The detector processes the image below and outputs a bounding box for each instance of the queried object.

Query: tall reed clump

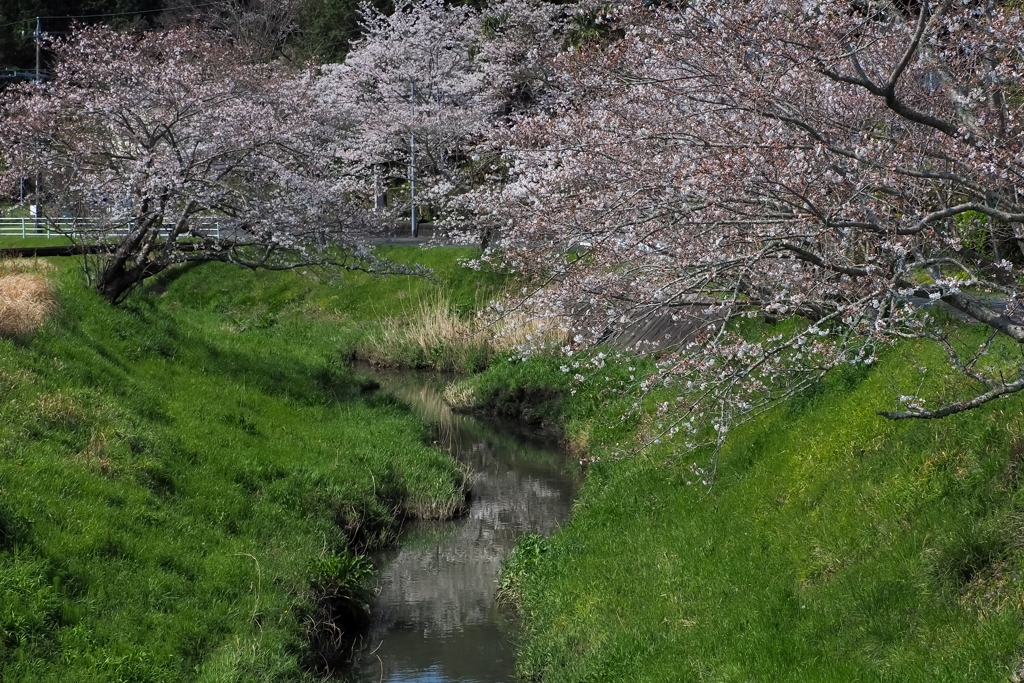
[359,293,481,371]
[359,291,567,373]
[0,259,57,339]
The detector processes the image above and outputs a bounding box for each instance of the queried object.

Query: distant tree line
[0,0,400,72]
[0,0,559,302]
[0,0,595,76]
[1,1,164,72]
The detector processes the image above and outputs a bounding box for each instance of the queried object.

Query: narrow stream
[350,366,579,683]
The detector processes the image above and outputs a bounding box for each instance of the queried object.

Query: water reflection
[351,367,578,683]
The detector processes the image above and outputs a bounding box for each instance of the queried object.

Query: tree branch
[880,372,1024,419]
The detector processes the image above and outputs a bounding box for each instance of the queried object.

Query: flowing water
[349,367,579,683]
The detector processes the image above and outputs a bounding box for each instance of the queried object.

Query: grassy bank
[458,344,1024,681]
[0,251,479,681]
[14,243,1021,682]
[444,350,650,453]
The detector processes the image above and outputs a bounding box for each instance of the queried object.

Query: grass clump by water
[445,350,654,453]
[0,254,471,681]
[359,291,493,372]
[332,248,574,373]
[359,292,566,373]
[480,342,1024,682]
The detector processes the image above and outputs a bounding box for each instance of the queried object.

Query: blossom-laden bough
[460,0,1024,468]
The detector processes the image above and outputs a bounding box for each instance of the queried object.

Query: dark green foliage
[563,5,624,49]
[298,0,391,62]
[0,502,30,552]
[477,385,564,428]
[453,349,653,450]
[0,1,162,72]
[302,551,375,672]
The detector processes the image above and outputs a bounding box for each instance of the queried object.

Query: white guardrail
[0,217,222,240]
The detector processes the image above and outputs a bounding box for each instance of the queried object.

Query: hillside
[477,347,1024,682]
[0,253,487,681]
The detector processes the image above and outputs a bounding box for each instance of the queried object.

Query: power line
[0,3,220,31]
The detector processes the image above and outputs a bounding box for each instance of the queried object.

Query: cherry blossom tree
[316,0,491,223]
[474,0,579,115]
[467,0,1024,449]
[315,0,583,231]
[0,26,376,303]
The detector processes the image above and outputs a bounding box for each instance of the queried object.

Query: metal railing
[0,217,222,240]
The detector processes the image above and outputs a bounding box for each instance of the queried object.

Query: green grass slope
[495,346,1024,682]
[0,254,479,682]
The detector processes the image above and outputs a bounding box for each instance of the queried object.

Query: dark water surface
[350,367,578,683]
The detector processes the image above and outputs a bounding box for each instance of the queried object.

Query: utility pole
[35,17,40,83]
[373,164,385,213]
[409,81,417,238]
[33,17,40,234]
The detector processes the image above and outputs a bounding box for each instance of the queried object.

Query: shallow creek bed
[349,367,579,683]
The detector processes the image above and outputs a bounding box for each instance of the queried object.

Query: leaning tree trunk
[96,257,165,304]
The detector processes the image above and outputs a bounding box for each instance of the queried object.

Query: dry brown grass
[442,380,477,410]
[0,270,57,339]
[360,291,568,372]
[0,367,35,391]
[0,258,56,275]
[76,429,115,476]
[384,295,474,357]
[359,294,482,371]
[485,308,567,354]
